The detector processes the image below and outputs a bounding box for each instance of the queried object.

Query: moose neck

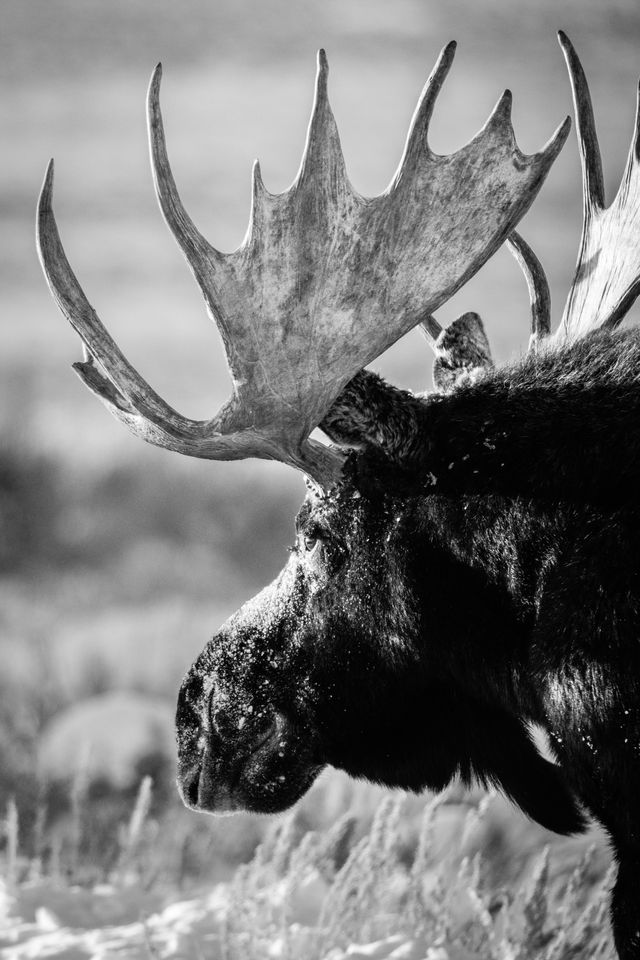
[413,492,575,722]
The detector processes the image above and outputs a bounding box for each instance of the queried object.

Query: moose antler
[554,31,640,342]
[422,30,640,382]
[38,44,569,484]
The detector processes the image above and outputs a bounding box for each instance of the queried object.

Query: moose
[38,33,640,959]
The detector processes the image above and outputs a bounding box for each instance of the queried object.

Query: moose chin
[39,31,640,960]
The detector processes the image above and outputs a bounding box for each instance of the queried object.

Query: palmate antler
[37,44,569,484]
[553,31,640,343]
[380,30,640,396]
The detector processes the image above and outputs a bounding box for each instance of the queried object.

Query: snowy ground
[1,880,228,960]
[0,793,616,960]
[0,879,436,960]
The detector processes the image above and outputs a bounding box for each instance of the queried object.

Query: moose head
[38,33,640,960]
[37,32,572,805]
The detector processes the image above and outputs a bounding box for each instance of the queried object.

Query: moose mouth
[177,713,323,815]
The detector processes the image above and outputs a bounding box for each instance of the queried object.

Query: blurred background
[1,0,639,888]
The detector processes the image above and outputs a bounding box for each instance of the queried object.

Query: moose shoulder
[38,32,640,960]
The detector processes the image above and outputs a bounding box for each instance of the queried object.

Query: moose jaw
[38,33,640,960]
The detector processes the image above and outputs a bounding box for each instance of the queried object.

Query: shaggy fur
[177,328,640,959]
[323,328,640,504]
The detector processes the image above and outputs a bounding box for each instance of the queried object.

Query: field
[1,0,639,956]
[0,788,617,958]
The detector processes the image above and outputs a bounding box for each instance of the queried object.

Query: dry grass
[0,785,616,960]
[215,793,615,960]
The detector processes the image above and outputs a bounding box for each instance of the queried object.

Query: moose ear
[421,312,493,395]
[418,229,551,395]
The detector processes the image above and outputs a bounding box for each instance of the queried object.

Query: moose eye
[298,523,325,557]
[303,533,320,554]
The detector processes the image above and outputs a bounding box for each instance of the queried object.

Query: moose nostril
[183,765,201,808]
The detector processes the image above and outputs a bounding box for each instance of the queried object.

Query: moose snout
[176,711,282,814]
[177,750,242,814]
[176,665,285,813]
[177,743,244,815]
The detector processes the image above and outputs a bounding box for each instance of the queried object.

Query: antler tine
[558,31,605,217]
[604,77,640,329]
[36,161,192,434]
[632,76,640,164]
[295,49,349,192]
[418,315,443,345]
[147,64,231,330]
[391,41,457,179]
[506,231,551,350]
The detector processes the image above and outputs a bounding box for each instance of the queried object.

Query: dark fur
[324,329,640,504]
[177,329,640,959]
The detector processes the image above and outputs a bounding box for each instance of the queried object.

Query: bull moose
[38,33,640,959]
